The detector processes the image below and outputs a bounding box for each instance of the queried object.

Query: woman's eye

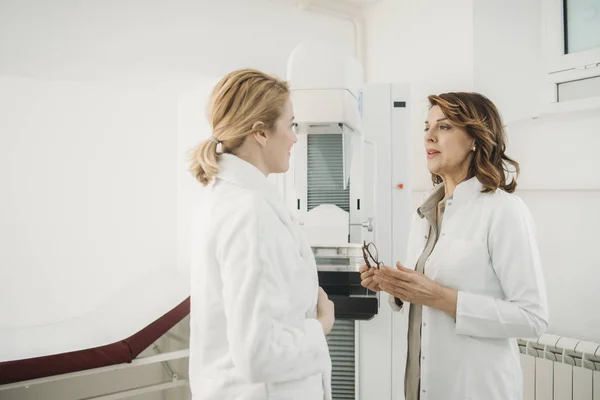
[440,125,451,130]
[424,127,429,132]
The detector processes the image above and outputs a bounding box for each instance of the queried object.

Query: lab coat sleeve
[389,210,421,312]
[218,198,330,384]
[388,294,404,311]
[455,197,549,339]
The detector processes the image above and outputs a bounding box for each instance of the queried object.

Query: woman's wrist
[432,285,458,318]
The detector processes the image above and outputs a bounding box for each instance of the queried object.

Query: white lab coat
[189,154,332,400]
[390,177,548,400]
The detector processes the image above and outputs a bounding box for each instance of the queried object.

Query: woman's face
[264,97,297,174]
[424,105,474,181]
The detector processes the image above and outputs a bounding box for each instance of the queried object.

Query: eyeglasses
[362,240,383,269]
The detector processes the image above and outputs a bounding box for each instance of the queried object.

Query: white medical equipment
[285,41,413,398]
[285,40,377,320]
[285,41,412,322]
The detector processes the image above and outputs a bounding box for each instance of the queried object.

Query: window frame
[542,0,600,107]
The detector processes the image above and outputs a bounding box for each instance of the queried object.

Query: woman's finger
[360,268,375,281]
[378,282,397,296]
[374,270,413,290]
[396,261,413,272]
[379,265,414,282]
[361,276,376,287]
[362,275,382,291]
[374,277,406,295]
[368,283,381,291]
[380,282,410,301]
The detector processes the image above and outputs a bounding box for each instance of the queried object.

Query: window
[564,0,600,54]
[544,0,600,105]
[557,75,600,101]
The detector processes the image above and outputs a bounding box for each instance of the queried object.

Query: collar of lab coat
[215,153,292,222]
[417,176,483,219]
[452,175,484,204]
[216,153,274,193]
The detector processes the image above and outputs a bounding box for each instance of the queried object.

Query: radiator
[519,334,600,400]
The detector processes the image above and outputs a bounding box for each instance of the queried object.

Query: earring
[472,145,476,152]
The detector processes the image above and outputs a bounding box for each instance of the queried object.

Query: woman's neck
[440,170,470,199]
[232,145,270,177]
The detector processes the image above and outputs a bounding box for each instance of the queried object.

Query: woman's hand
[373,262,458,317]
[317,287,335,335]
[359,264,381,292]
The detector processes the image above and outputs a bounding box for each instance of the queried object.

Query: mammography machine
[282,41,413,399]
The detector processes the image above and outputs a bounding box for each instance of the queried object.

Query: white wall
[506,109,600,343]
[0,0,355,87]
[0,76,178,329]
[176,81,217,279]
[473,0,545,124]
[365,0,475,194]
[366,0,600,349]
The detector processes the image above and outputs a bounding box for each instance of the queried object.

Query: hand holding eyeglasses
[359,264,381,292]
[359,240,457,316]
[359,241,383,292]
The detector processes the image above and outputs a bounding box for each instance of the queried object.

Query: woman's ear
[252,121,268,147]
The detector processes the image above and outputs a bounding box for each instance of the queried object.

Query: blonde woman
[188,69,334,400]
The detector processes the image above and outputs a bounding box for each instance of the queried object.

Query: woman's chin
[273,161,290,175]
[426,161,441,175]
[426,166,439,176]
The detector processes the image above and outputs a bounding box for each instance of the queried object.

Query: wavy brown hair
[428,92,519,193]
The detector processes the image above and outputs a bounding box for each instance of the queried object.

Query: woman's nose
[424,129,435,143]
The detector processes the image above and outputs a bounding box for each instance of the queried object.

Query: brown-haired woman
[360,92,548,400]
[188,69,334,400]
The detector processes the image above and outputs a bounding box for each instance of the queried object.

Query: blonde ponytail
[188,68,290,186]
[188,138,220,186]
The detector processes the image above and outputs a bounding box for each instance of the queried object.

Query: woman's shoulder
[481,187,532,222]
[211,182,279,225]
[484,187,525,206]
